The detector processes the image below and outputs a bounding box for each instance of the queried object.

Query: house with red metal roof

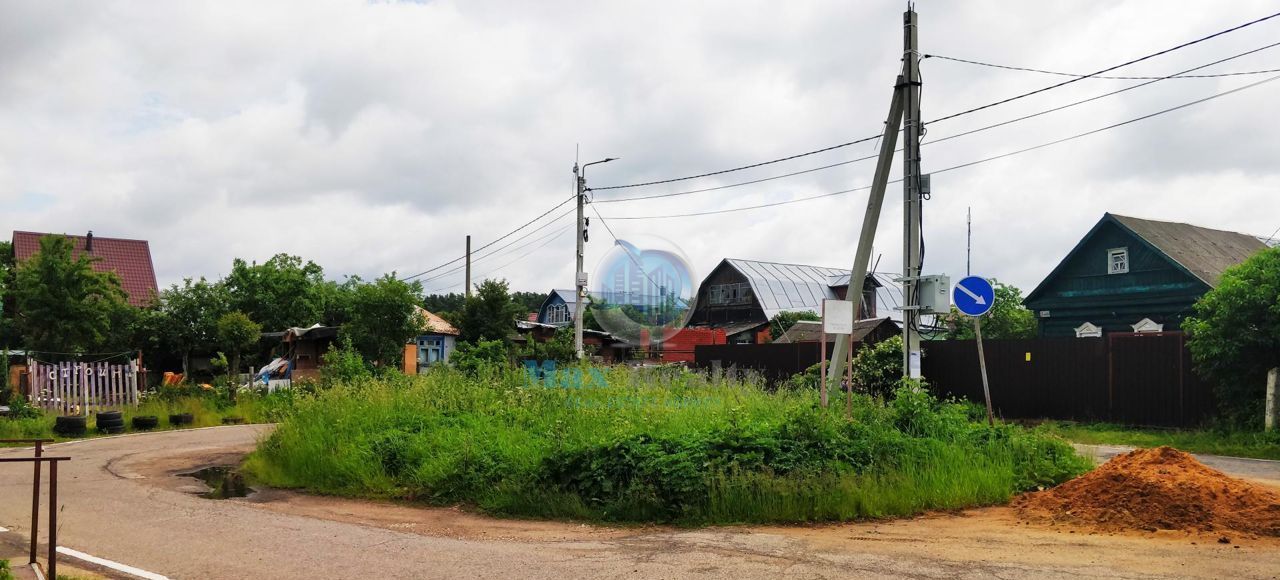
[11,230,159,307]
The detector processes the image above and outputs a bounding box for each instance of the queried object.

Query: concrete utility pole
[901,6,924,379]
[465,235,472,298]
[573,157,618,360]
[825,88,908,385]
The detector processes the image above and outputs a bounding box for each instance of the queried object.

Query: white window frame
[1107,247,1129,275]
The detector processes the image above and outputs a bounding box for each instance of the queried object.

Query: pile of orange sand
[1013,446,1280,536]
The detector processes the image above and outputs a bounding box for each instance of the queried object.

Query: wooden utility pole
[827,9,912,387]
[465,235,472,298]
[901,6,924,379]
[974,317,994,425]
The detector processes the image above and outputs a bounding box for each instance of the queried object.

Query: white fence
[28,360,140,415]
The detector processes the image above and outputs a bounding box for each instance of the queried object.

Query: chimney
[86,230,94,252]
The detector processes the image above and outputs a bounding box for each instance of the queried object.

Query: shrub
[320,337,372,385]
[450,339,508,375]
[851,336,904,398]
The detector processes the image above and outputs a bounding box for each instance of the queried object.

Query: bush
[851,336,904,398]
[320,337,372,385]
[450,339,508,375]
[1185,246,1280,427]
[4,393,42,420]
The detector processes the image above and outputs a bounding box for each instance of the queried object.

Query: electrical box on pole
[917,275,951,314]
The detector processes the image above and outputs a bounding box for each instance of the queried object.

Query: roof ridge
[726,257,845,271]
[12,230,153,244]
[1108,213,1258,239]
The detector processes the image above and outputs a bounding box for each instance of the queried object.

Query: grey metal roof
[1111,214,1268,287]
[724,259,848,319]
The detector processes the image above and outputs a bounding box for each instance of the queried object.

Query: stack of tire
[96,411,126,434]
[132,415,160,431]
[53,415,88,437]
[169,413,194,426]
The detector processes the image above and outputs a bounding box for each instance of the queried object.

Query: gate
[26,360,140,415]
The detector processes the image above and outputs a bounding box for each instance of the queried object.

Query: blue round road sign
[953,276,995,317]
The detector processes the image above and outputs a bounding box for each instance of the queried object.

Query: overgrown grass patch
[245,365,1090,524]
[0,387,293,444]
[1033,420,1280,461]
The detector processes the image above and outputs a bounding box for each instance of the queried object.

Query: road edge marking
[56,546,171,580]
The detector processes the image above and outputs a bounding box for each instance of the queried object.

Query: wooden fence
[922,332,1213,427]
[27,360,140,415]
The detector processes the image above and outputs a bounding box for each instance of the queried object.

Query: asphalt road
[2,426,1278,580]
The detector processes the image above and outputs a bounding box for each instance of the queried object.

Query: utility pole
[901,6,924,379]
[574,162,586,359]
[573,157,618,360]
[826,83,908,385]
[465,234,472,298]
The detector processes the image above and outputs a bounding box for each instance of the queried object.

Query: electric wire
[589,11,1280,194]
[600,73,1280,220]
[923,53,1280,79]
[400,194,575,281]
[427,225,573,294]
[416,206,575,284]
[589,205,664,293]
[594,41,1280,207]
[925,10,1280,125]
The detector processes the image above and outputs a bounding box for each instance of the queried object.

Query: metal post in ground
[1267,367,1278,432]
[974,317,994,426]
[49,459,58,580]
[30,440,42,564]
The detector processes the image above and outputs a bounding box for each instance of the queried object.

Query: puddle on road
[182,465,254,499]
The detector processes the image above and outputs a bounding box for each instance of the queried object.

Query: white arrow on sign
[956,282,987,305]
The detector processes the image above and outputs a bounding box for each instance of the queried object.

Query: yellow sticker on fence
[1025,352,1032,362]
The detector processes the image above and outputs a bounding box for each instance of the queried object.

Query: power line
[418,206,576,284]
[597,41,1280,206]
[924,53,1280,79]
[400,194,576,281]
[925,10,1280,125]
[588,135,883,191]
[427,225,573,294]
[923,40,1280,147]
[589,205,664,292]
[601,73,1280,220]
[589,11,1280,194]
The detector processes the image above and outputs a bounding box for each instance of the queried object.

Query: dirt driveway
[1,426,1277,579]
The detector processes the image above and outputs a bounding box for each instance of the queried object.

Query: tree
[0,240,17,349]
[216,311,262,378]
[936,281,1037,340]
[12,235,129,355]
[423,292,466,324]
[510,291,548,315]
[1185,246,1280,427]
[224,254,326,331]
[161,277,229,376]
[456,279,521,344]
[769,310,820,340]
[343,275,425,366]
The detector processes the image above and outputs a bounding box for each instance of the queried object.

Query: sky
[3,0,1279,302]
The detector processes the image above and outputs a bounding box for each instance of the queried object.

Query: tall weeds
[245,365,1089,524]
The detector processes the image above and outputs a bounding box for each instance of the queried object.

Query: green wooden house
[1024,213,1270,337]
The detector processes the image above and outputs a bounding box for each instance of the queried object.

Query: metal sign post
[954,276,996,426]
[821,299,856,409]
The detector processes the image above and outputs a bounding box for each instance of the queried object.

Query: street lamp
[573,157,618,360]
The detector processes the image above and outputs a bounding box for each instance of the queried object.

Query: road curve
[2,426,1277,579]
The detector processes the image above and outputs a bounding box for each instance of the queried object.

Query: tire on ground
[54,415,88,437]
[132,415,159,430]
[169,413,194,426]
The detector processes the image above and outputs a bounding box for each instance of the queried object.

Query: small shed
[773,317,900,345]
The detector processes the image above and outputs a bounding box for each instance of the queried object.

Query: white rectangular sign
[822,299,855,335]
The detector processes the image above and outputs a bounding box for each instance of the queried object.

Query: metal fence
[27,360,140,415]
[922,332,1213,427]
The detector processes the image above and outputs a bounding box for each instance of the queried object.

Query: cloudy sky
[3,0,1279,300]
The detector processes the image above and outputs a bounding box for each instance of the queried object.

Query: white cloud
[2,0,1278,299]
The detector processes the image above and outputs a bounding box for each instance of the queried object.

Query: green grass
[0,387,293,444]
[245,365,1089,525]
[1033,420,1280,460]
